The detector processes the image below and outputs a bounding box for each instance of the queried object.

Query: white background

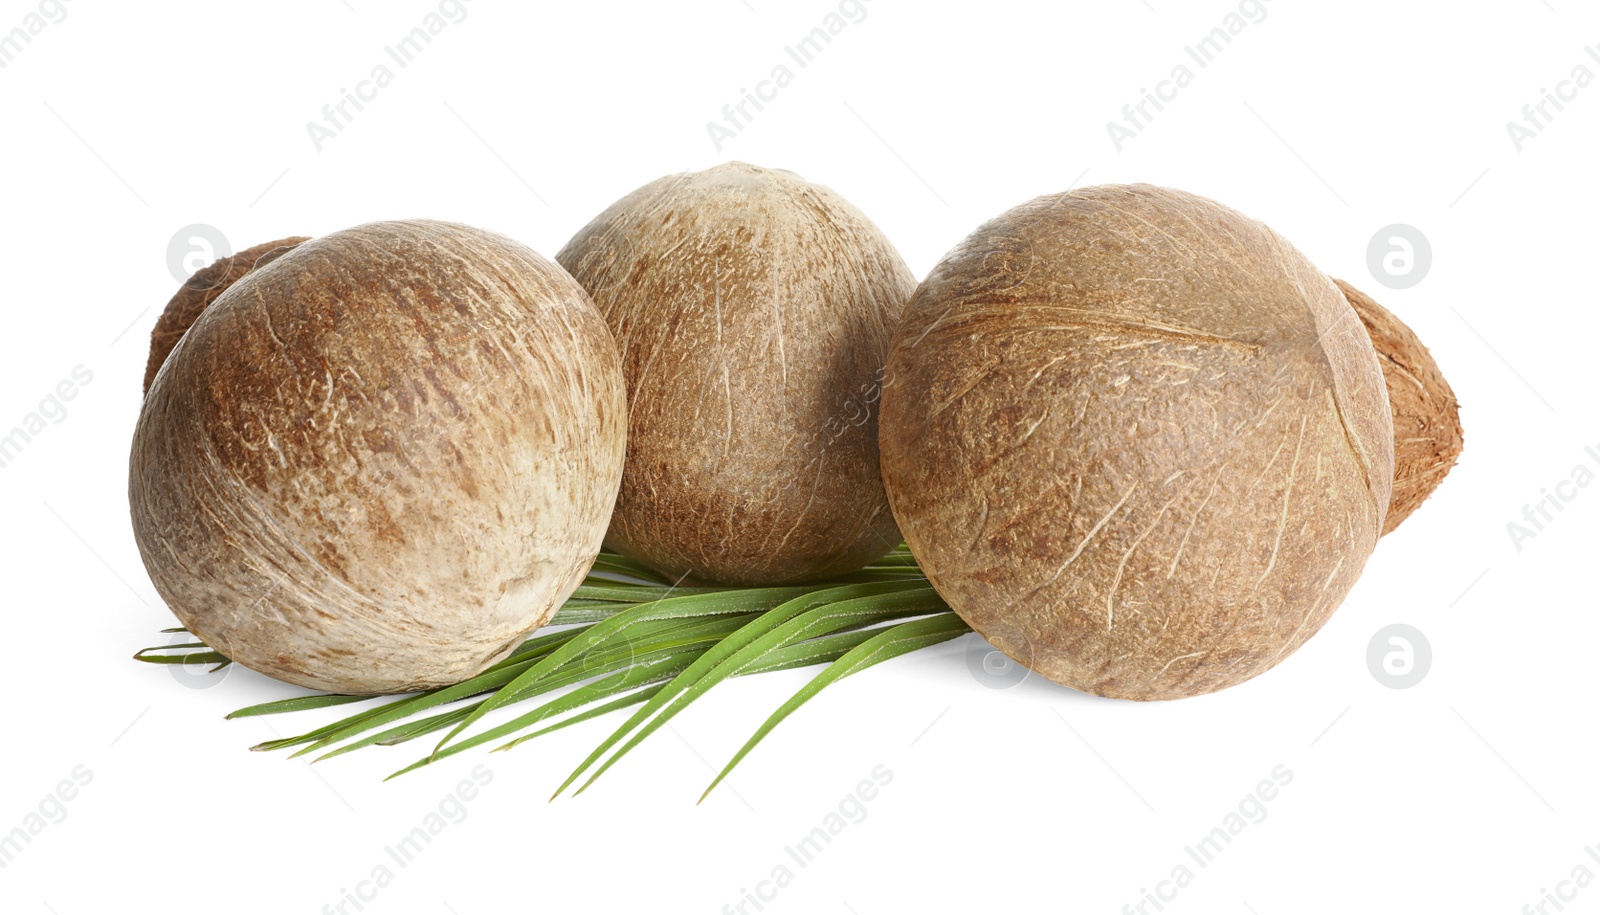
[0,1,1594,913]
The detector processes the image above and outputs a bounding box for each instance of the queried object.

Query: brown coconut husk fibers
[142,237,310,394]
[1335,278,1464,535]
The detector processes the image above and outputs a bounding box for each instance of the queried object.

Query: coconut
[1335,279,1463,534]
[880,184,1394,700]
[557,162,914,585]
[130,220,626,695]
[144,237,309,393]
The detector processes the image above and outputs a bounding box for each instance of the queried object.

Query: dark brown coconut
[880,184,1394,700]
[144,237,309,393]
[130,220,626,694]
[557,162,915,585]
[1335,279,1464,535]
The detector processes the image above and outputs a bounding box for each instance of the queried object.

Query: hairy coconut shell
[130,220,626,695]
[557,162,914,585]
[880,184,1394,700]
[144,237,309,393]
[1335,279,1463,534]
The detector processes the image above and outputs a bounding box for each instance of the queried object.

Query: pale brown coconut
[557,162,915,585]
[130,220,626,695]
[1335,278,1463,534]
[144,237,309,393]
[880,184,1395,701]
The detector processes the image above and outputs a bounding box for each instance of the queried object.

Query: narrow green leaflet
[234,622,606,723]
[567,582,725,602]
[584,554,673,584]
[136,641,207,653]
[330,669,658,765]
[550,581,919,798]
[557,585,947,797]
[284,615,750,758]
[388,654,696,780]
[514,623,911,761]
[134,651,230,669]
[313,614,758,762]
[489,691,661,750]
[132,643,230,669]
[238,622,607,751]
[429,586,812,758]
[865,553,920,568]
[252,702,406,753]
[549,602,652,625]
[136,548,985,796]
[700,613,971,802]
[480,627,915,761]
[227,694,370,718]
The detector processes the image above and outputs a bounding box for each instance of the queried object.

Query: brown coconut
[130,220,626,695]
[557,162,915,585]
[1335,278,1463,534]
[144,237,309,393]
[880,184,1394,700]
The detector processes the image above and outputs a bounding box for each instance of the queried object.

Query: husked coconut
[130,220,626,694]
[558,162,914,585]
[880,184,1394,700]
